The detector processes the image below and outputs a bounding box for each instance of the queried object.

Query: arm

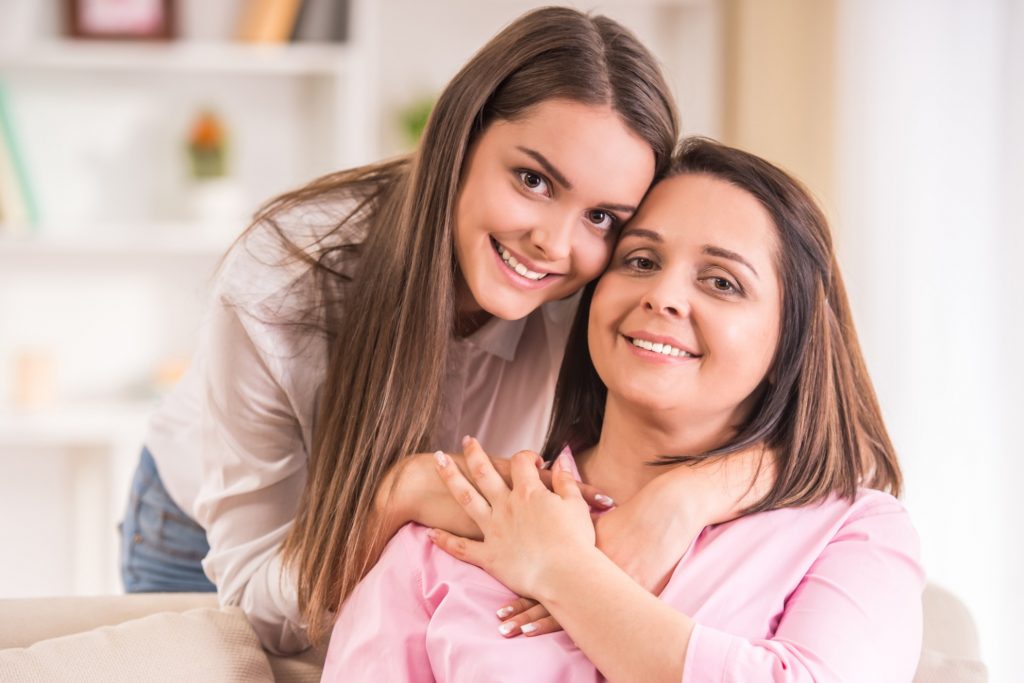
[376,447,614,546]
[540,500,923,683]
[193,297,312,655]
[429,443,924,683]
[322,526,434,680]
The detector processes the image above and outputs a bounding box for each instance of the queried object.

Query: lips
[489,237,564,288]
[622,332,702,359]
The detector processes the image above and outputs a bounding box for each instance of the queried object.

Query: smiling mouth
[490,238,552,281]
[624,335,701,359]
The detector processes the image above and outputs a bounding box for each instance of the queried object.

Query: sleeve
[321,526,434,680]
[192,259,314,655]
[683,499,925,683]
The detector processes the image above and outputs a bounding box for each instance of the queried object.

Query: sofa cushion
[0,606,273,683]
[913,648,989,683]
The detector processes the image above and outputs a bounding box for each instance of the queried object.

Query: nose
[528,211,574,262]
[641,277,689,318]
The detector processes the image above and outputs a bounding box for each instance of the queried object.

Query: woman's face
[454,99,656,321]
[588,172,783,430]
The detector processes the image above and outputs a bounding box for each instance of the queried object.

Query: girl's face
[454,99,655,321]
[588,173,783,431]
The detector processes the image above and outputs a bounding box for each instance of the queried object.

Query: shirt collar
[462,313,528,362]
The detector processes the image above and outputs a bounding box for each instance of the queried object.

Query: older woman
[324,138,923,682]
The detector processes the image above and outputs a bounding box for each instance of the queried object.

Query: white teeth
[630,337,693,358]
[495,242,547,281]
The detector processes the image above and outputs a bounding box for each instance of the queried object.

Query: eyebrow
[619,227,662,242]
[516,146,572,190]
[703,245,759,278]
[516,146,640,216]
[619,231,760,278]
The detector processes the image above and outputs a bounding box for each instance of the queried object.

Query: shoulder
[785,489,920,560]
[217,191,367,309]
[386,524,514,601]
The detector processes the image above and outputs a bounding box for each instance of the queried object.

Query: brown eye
[517,170,549,195]
[625,256,657,271]
[586,209,616,231]
[712,277,734,292]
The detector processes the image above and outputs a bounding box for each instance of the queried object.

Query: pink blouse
[323,465,924,682]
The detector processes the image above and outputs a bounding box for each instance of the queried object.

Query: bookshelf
[0,40,354,76]
[0,2,374,597]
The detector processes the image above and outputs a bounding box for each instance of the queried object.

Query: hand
[594,446,775,594]
[426,438,597,605]
[380,444,613,541]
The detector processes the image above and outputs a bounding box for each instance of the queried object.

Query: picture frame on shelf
[67,0,175,40]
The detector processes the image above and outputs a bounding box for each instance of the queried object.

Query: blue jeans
[120,447,216,593]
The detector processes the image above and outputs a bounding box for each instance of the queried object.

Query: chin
[476,290,538,321]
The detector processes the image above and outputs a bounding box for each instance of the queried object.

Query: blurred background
[0,0,1019,679]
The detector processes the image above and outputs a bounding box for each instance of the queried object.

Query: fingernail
[434,450,448,467]
[520,623,538,635]
[558,452,572,472]
[461,435,472,448]
[594,494,615,508]
[496,605,514,619]
[498,622,516,636]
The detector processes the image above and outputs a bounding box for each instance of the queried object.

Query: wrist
[533,544,607,605]
[375,455,423,531]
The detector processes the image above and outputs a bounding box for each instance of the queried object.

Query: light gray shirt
[144,198,578,654]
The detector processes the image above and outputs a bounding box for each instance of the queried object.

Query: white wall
[835,2,1022,680]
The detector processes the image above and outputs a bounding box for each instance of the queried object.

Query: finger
[498,605,562,638]
[520,615,562,637]
[433,450,492,530]
[495,597,538,620]
[551,449,586,503]
[426,528,486,567]
[536,469,614,509]
[509,450,545,489]
[461,436,510,504]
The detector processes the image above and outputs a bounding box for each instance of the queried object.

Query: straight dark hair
[258,7,679,644]
[543,137,901,512]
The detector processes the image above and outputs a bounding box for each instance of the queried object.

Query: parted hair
[259,7,679,644]
[543,137,901,511]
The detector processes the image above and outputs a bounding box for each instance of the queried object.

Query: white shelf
[0,222,235,258]
[0,40,354,77]
[0,401,156,448]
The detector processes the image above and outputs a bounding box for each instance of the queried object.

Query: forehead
[480,100,655,192]
[626,173,779,264]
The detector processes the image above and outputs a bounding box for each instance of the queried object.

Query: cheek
[716,312,779,385]
[572,235,614,280]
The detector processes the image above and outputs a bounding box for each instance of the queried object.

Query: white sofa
[0,583,986,682]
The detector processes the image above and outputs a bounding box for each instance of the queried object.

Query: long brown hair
[264,7,678,643]
[543,137,901,511]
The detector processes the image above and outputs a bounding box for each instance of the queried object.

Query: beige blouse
[144,199,578,654]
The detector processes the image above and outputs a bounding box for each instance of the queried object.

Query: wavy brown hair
[543,137,901,510]
[261,7,679,644]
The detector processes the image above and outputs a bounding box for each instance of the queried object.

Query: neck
[577,395,738,504]
[453,272,492,337]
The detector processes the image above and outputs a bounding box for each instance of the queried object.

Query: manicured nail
[594,494,615,508]
[520,623,538,635]
[498,622,516,636]
[461,435,472,448]
[496,605,514,619]
[434,450,448,467]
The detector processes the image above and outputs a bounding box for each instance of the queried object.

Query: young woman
[120,7,678,654]
[323,138,925,682]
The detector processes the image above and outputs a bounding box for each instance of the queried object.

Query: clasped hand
[427,438,595,635]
